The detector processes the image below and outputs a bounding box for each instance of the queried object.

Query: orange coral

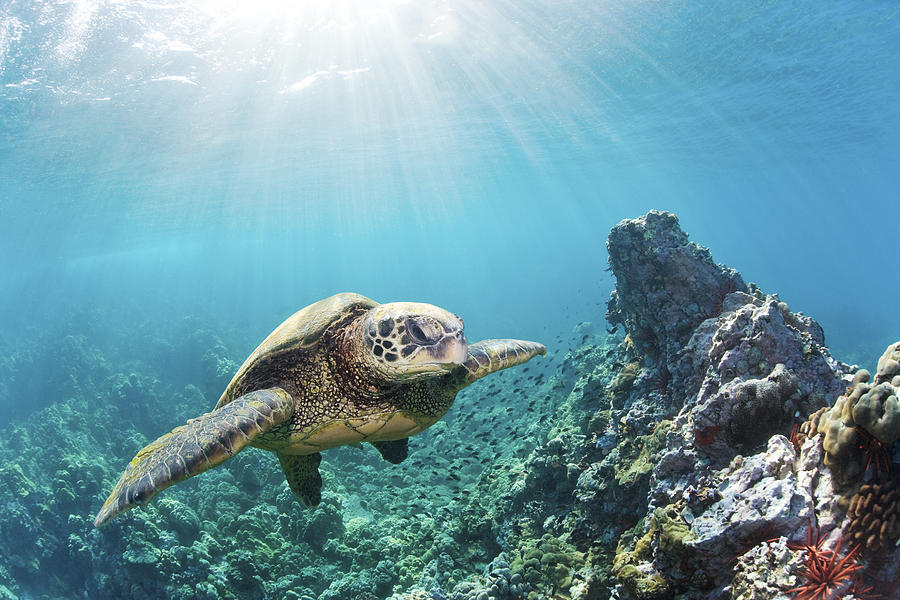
[847,481,900,555]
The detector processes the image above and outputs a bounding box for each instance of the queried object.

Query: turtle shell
[218,292,377,408]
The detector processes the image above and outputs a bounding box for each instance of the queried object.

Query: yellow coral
[817,342,900,483]
[875,341,900,383]
[852,383,900,444]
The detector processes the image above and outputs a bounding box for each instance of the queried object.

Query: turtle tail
[452,339,546,389]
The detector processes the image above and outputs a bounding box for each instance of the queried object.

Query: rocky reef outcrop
[393,210,900,600]
[605,209,747,369]
[586,211,899,599]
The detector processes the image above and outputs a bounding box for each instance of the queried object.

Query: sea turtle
[94,292,545,526]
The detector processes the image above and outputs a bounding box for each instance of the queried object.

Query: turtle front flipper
[371,439,409,464]
[94,388,294,527]
[278,452,323,507]
[452,339,546,388]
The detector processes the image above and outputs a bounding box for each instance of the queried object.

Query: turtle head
[356,302,467,381]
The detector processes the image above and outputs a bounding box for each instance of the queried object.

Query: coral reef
[1,209,898,599]
[847,480,900,555]
[596,213,900,598]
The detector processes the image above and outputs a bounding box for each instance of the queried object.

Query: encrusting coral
[818,342,900,485]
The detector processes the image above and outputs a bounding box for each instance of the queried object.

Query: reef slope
[1,211,897,600]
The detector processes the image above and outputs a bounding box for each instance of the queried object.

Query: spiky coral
[785,528,862,600]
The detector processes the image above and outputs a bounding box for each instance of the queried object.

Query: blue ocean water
[2,0,898,361]
[0,1,899,598]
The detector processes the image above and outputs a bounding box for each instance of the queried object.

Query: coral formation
[605,210,747,367]
[730,536,804,600]
[794,407,828,450]
[847,481,900,555]
[612,504,692,599]
[818,342,900,485]
[585,211,863,598]
[508,534,584,598]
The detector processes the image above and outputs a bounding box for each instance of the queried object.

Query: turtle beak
[437,332,467,368]
[448,333,467,365]
[414,331,467,371]
[401,330,467,377]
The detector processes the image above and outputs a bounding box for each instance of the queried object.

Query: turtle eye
[407,318,439,344]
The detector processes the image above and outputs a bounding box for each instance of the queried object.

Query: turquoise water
[3,1,898,358]
[1,2,899,599]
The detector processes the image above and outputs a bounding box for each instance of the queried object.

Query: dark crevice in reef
[1,210,898,600]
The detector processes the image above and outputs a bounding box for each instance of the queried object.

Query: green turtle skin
[94,293,545,527]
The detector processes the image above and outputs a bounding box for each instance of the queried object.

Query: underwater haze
[1,1,899,599]
[2,0,899,359]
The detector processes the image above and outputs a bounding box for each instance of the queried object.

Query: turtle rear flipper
[371,439,409,464]
[278,452,323,507]
[94,388,294,527]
